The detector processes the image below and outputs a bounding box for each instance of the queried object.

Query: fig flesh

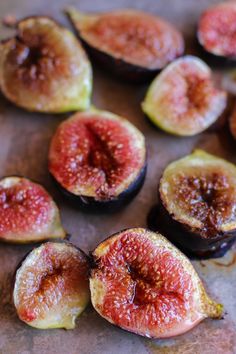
[48,109,146,210]
[0,176,65,243]
[14,242,90,329]
[67,8,184,82]
[142,56,227,136]
[0,16,92,112]
[90,228,222,338]
[197,2,236,61]
[158,150,236,258]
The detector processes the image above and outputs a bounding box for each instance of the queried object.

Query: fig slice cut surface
[159,150,236,238]
[90,228,222,339]
[48,109,146,202]
[197,2,236,59]
[0,176,65,243]
[0,16,92,112]
[14,242,90,329]
[142,55,227,136]
[67,8,184,71]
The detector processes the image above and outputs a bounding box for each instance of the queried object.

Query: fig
[66,8,184,82]
[48,109,146,210]
[197,2,236,62]
[13,242,90,329]
[0,16,92,112]
[0,176,65,243]
[142,56,227,136]
[158,150,236,258]
[90,228,223,338]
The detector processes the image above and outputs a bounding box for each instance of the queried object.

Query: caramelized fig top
[0,16,92,112]
[160,150,236,237]
[67,8,184,70]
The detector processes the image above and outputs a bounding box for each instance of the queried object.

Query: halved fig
[90,228,223,338]
[48,109,146,210]
[0,16,92,112]
[0,176,65,243]
[14,242,90,329]
[158,150,236,258]
[142,56,227,136]
[197,2,236,62]
[66,8,184,82]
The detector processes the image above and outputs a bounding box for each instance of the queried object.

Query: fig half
[158,150,236,258]
[90,228,222,338]
[197,2,236,62]
[48,109,146,210]
[142,56,227,136]
[0,16,92,112]
[14,242,90,329]
[67,8,184,82]
[0,176,65,243]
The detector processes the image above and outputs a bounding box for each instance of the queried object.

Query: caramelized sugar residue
[175,172,235,237]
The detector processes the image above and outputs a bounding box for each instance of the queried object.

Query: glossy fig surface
[158,150,236,258]
[48,109,146,210]
[142,56,227,136]
[67,8,184,82]
[0,176,65,243]
[0,16,92,112]
[90,228,222,338]
[14,242,90,329]
[197,2,236,61]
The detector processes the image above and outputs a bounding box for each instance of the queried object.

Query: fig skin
[0,176,66,243]
[0,16,92,113]
[90,228,223,339]
[13,241,90,329]
[197,2,236,63]
[229,104,236,140]
[66,8,184,83]
[142,56,227,136]
[158,150,236,258]
[48,109,147,211]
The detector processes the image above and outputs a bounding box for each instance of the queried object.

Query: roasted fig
[142,56,227,136]
[48,109,146,210]
[197,2,236,63]
[67,8,184,82]
[0,16,92,112]
[0,176,65,243]
[90,228,222,338]
[157,150,236,258]
[13,241,90,329]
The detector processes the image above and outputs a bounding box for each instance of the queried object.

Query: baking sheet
[0,0,236,353]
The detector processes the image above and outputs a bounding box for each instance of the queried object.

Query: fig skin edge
[90,228,223,339]
[13,241,90,330]
[0,175,66,244]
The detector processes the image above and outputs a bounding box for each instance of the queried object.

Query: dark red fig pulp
[197,2,236,62]
[0,176,65,243]
[90,228,222,338]
[48,110,146,210]
[14,242,90,329]
[158,150,236,258]
[67,8,184,82]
